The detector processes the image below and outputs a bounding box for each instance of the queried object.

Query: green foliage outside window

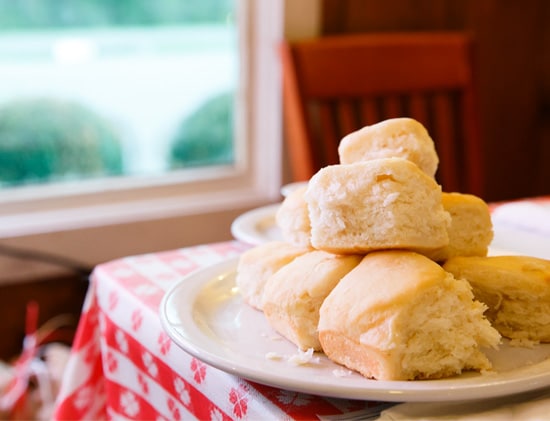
[0,0,237,184]
[0,0,233,29]
[170,92,234,168]
[0,98,123,186]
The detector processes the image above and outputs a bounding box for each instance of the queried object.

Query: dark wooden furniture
[0,251,89,361]
[281,32,484,195]
[320,0,550,202]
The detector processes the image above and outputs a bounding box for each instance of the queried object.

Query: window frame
[0,1,284,242]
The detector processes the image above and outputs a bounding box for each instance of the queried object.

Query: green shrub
[0,0,234,28]
[0,98,123,186]
[169,91,234,168]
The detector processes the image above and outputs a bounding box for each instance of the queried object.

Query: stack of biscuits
[236,117,550,381]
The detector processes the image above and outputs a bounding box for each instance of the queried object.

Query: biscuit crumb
[287,348,320,365]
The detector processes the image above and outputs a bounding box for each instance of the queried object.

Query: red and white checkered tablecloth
[52,241,385,420]
[51,195,550,420]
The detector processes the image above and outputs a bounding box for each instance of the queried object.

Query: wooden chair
[280,32,484,196]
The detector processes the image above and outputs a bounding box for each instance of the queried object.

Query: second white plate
[230,203,282,245]
[160,257,550,403]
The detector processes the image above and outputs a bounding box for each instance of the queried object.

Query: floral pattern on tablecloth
[53,241,384,420]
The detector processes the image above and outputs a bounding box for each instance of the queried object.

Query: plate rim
[160,257,550,403]
[230,203,281,245]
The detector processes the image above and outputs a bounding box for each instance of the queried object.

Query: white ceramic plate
[490,198,550,259]
[230,182,307,245]
[230,204,283,245]
[280,181,308,197]
[160,257,550,403]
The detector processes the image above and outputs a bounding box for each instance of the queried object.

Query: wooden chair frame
[280,32,484,196]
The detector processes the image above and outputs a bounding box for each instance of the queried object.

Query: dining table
[51,194,550,420]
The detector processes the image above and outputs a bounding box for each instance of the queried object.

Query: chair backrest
[280,32,484,196]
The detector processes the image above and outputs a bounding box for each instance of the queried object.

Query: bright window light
[0,0,283,239]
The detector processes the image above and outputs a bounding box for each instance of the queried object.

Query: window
[0,1,239,188]
[0,0,284,265]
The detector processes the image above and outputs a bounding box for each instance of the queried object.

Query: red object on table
[52,241,382,420]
